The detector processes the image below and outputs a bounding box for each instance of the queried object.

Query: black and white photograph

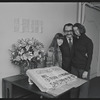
[0,2,100,98]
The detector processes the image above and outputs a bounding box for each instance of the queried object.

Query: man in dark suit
[59,23,76,73]
[59,23,77,98]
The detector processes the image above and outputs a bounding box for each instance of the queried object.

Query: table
[2,74,86,98]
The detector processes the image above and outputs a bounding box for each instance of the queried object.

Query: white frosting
[26,66,77,92]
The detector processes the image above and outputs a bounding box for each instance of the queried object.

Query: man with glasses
[59,23,77,98]
[60,23,77,73]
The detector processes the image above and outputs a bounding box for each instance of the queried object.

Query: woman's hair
[73,23,86,35]
[48,33,63,65]
[49,33,64,48]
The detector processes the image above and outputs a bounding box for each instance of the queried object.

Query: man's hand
[82,71,88,79]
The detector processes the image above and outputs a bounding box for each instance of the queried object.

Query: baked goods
[26,66,77,93]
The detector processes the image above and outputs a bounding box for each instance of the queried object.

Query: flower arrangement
[9,37,45,74]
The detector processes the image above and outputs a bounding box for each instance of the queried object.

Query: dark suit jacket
[72,34,93,71]
[59,36,77,72]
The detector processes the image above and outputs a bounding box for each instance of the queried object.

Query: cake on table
[26,66,77,96]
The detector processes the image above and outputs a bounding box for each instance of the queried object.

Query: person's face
[73,26,81,37]
[64,26,73,38]
[57,39,63,46]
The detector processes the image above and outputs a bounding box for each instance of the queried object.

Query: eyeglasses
[65,30,73,32]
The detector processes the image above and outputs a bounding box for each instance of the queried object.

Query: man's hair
[73,23,86,35]
[63,23,73,32]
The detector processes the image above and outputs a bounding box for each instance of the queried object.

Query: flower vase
[20,65,26,75]
[28,61,37,69]
[20,60,30,75]
[37,60,45,68]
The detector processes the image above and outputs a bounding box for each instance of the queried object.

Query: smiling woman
[45,33,64,68]
[71,23,93,98]
[57,38,63,46]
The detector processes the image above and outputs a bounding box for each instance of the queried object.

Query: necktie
[68,38,72,50]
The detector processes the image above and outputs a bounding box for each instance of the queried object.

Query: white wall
[0,3,77,98]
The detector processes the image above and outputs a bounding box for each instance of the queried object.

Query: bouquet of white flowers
[9,37,45,74]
